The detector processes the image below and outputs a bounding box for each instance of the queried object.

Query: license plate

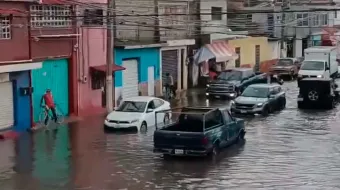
[174,149,184,154]
[297,97,303,101]
[215,95,220,98]
[273,74,278,78]
[240,110,247,113]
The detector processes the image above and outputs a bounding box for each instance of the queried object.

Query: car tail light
[201,137,209,145]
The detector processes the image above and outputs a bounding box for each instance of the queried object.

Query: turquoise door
[31,59,69,122]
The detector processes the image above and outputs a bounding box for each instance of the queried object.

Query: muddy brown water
[1,81,340,190]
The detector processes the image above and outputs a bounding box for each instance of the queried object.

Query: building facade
[114,46,161,105]
[0,2,41,131]
[228,37,272,69]
[29,2,77,124]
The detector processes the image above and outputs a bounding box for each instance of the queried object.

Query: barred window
[30,5,72,28]
[0,16,11,39]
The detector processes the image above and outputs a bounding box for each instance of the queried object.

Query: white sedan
[104,96,171,131]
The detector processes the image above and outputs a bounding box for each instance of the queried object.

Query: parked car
[297,78,339,109]
[153,107,246,158]
[269,58,300,79]
[104,96,171,131]
[296,57,304,70]
[230,83,286,116]
[206,68,276,99]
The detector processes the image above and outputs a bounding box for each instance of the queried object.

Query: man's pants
[165,84,176,96]
[44,107,58,125]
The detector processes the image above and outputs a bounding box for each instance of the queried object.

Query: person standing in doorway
[165,73,176,98]
[40,89,59,126]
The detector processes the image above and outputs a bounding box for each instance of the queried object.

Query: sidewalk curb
[28,112,107,132]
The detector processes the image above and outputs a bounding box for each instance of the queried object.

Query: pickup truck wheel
[280,98,286,110]
[208,144,219,159]
[140,122,147,133]
[238,130,245,141]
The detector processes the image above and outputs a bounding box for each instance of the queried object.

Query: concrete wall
[115,0,155,41]
[77,28,107,116]
[228,37,271,67]
[0,2,29,62]
[200,0,228,34]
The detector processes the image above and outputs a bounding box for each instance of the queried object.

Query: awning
[0,62,42,74]
[193,41,238,64]
[91,64,125,73]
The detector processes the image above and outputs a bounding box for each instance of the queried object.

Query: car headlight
[298,74,302,78]
[130,119,139,123]
[206,84,210,87]
[317,75,323,78]
[257,103,263,107]
[230,101,235,107]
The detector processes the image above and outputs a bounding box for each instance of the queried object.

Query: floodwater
[2,81,340,190]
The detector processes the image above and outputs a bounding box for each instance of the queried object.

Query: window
[147,101,156,109]
[30,5,72,28]
[235,47,241,67]
[91,71,105,90]
[153,99,164,108]
[0,16,11,39]
[296,13,308,26]
[223,110,233,123]
[83,9,104,26]
[312,14,319,26]
[255,45,260,71]
[320,13,328,25]
[211,7,222,20]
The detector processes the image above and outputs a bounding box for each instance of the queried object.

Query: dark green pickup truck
[153,107,246,158]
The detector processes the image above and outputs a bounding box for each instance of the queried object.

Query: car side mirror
[147,108,154,113]
[326,66,330,70]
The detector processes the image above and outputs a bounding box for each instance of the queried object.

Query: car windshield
[116,101,147,113]
[277,59,293,66]
[241,87,269,98]
[301,61,325,70]
[217,70,242,81]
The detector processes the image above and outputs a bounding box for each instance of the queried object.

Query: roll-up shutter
[122,59,139,99]
[162,50,178,85]
[0,82,14,130]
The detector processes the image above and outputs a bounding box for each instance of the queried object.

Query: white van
[298,46,338,79]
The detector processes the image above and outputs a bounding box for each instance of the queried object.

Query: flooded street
[2,81,340,190]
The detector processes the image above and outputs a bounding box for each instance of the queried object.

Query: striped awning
[193,41,238,64]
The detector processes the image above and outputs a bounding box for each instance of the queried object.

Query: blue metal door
[31,59,69,122]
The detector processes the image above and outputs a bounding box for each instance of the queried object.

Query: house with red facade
[0,0,77,131]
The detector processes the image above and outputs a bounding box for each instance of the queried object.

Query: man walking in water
[40,89,59,126]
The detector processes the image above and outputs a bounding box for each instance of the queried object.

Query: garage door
[31,59,69,122]
[0,82,14,130]
[122,59,139,99]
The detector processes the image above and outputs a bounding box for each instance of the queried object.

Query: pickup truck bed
[153,107,245,157]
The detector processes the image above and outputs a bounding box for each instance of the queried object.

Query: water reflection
[1,81,340,189]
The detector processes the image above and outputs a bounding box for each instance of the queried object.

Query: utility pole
[106,0,114,112]
[280,0,288,57]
